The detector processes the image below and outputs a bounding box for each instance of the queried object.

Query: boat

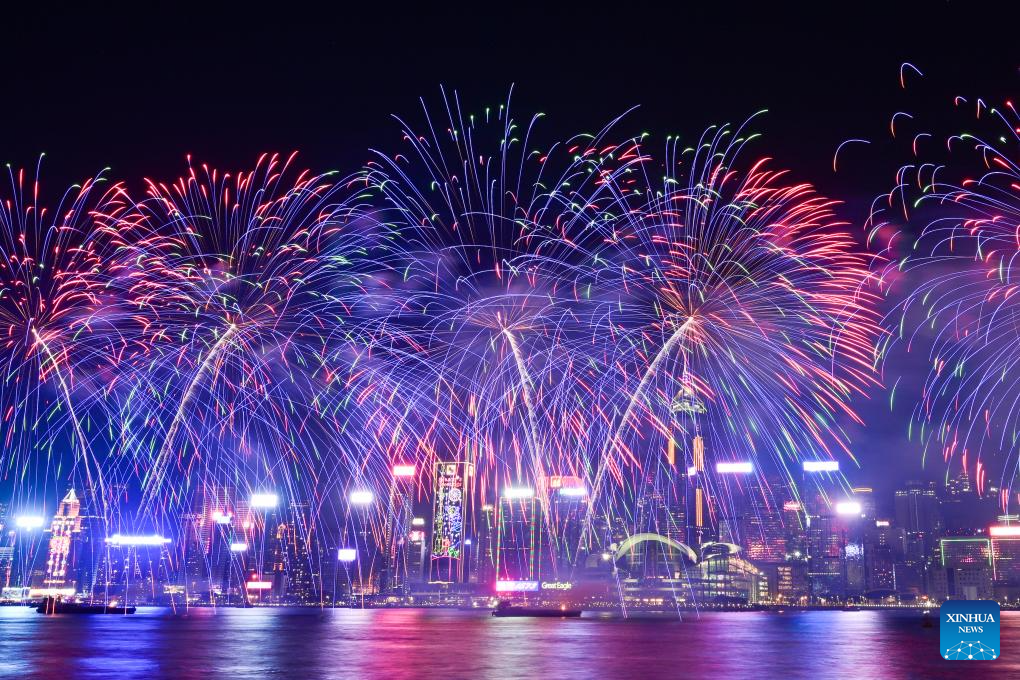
[36,597,136,615]
[492,600,581,618]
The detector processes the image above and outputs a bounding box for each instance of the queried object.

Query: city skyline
[5,5,1020,678]
[3,463,1017,609]
[3,10,1020,611]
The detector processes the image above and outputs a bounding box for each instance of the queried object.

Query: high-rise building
[893,561,925,597]
[430,461,473,583]
[733,477,792,563]
[939,537,990,568]
[74,499,103,599]
[101,543,168,605]
[178,484,238,603]
[936,537,993,600]
[782,500,807,559]
[543,475,591,581]
[271,503,316,603]
[863,520,895,593]
[0,501,11,590]
[689,434,708,546]
[851,488,877,519]
[775,562,810,603]
[990,527,1020,596]
[474,504,497,586]
[182,512,210,602]
[894,482,942,560]
[0,545,13,590]
[495,488,541,585]
[946,471,972,497]
[405,523,427,589]
[38,489,83,594]
[380,467,416,595]
[806,511,846,598]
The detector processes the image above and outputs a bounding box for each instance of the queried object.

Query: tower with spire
[39,489,84,594]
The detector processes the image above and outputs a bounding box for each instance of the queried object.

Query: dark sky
[3,2,1017,505]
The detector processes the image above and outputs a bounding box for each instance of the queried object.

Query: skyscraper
[689,434,708,546]
[990,526,1020,598]
[380,466,416,595]
[404,523,427,589]
[732,476,792,563]
[806,509,846,598]
[271,503,316,603]
[544,476,590,581]
[474,504,497,587]
[182,512,210,602]
[430,461,472,583]
[38,489,83,594]
[495,488,541,585]
[863,520,896,593]
[894,482,942,561]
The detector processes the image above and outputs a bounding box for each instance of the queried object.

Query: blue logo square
[940,600,1000,660]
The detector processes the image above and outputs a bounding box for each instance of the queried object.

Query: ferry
[492,600,582,618]
[36,597,136,615]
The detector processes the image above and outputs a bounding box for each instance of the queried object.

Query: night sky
[3,2,1018,507]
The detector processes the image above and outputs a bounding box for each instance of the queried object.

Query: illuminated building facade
[697,544,765,604]
[894,482,942,561]
[0,545,13,590]
[990,527,1020,597]
[271,504,317,603]
[730,478,791,564]
[405,525,426,588]
[543,475,589,581]
[689,434,707,546]
[806,510,846,597]
[934,537,993,600]
[474,504,496,586]
[380,467,416,594]
[495,491,540,585]
[39,489,83,594]
[430,461,472,583]
[775,562,809,602]
[863,520,896,593]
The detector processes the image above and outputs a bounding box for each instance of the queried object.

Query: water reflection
[1,607,1017,678]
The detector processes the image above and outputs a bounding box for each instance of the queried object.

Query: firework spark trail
[567,117,880,549]
[139,322,236,514]
[107,152,404,533]
[0,93,886,599]
[500,327,547,488]
[873,85,1020,503]
[584,316,694,537]
[354,90,663,577]
[0,159,135,525]
[357,93,880,581]
[31,328,107,511]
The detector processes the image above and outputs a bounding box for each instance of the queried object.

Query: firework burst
[108,153,397,531]
[571,118,881,529]
[0,159,134,515]
[874,93,1020,503]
